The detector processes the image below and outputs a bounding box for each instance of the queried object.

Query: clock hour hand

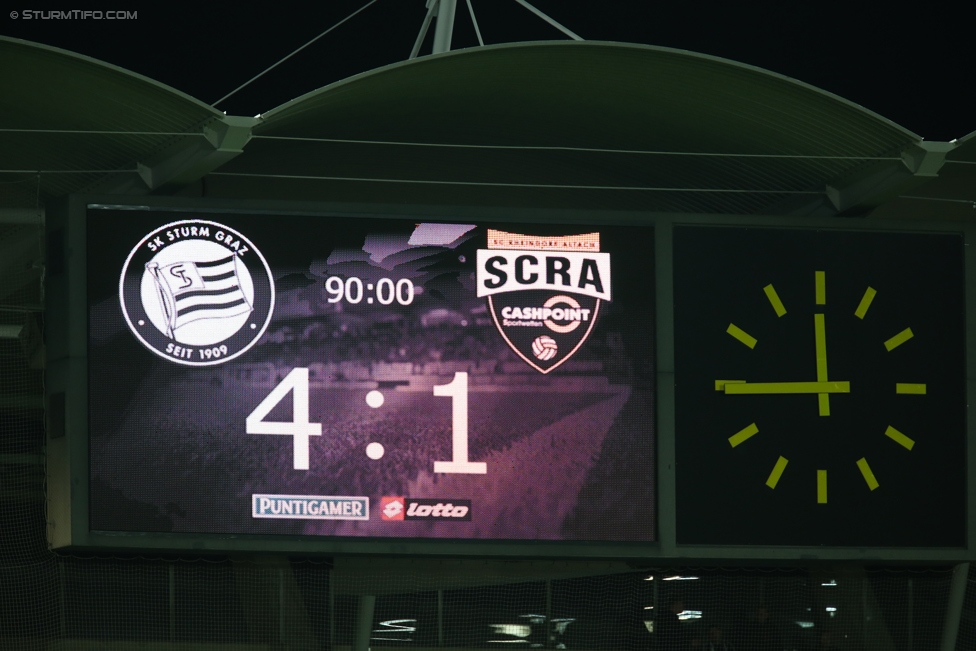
[718,380,850,394]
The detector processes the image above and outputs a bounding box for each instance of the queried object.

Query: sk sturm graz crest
[477,230,611,373]
[119,220,275,366]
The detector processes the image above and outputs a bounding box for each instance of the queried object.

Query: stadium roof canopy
[0,32,973,415]
[1,35,973,221]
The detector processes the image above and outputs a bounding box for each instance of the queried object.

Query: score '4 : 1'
[245,368,487,474]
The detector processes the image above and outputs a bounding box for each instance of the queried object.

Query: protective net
[0,180,975,650]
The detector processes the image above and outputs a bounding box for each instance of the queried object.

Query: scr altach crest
[119,219,275,366]
[476,230,611,374]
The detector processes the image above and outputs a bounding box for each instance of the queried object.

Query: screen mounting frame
[45,193,976,561]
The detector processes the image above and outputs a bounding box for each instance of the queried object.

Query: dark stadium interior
[3,1,976,649]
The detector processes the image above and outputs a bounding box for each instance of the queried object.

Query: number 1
[246,367,322,470]
[433,372,487,474]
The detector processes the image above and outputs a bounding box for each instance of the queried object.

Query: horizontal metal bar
[0,454,44,466]
[0,169,136,174]
[0,305,44,312]
[0,129,206,136]
[0,395,44,410]
[251,135,901,160]
[208,172,823,193]
[0,208,43,225]
[0,489,45,502]
[0,129,906,161]
[900,195,976,204]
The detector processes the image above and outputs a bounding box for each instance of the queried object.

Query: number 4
[246,367,322,470]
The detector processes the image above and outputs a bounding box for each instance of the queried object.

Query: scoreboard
[77,206,656,545]
[45,197,973,559]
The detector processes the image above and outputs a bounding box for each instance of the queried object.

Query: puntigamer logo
[476,230,611,373]
[252,495,369,520]
[119,219,275,366]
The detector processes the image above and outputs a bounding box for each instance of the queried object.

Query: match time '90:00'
[325,276,415,305]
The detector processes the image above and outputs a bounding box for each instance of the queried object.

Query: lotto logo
[380,497,472,521]
[407,498,472,521]
[380,496,405,521]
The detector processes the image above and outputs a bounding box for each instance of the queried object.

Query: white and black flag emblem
[119,219,275,366]
[476,230,611,374]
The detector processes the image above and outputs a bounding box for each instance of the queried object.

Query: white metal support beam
[513,0,583,41]
[465,0,484,46]
[432,0,457,53]
[410,1,437,59]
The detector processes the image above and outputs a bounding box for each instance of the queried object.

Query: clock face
[673,226,966,547]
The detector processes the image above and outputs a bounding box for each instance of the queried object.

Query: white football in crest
[532,335,558,361]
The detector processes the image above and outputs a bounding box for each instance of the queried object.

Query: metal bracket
[900,140,954,177]
[136,115,258,193]
[823,140,955,216]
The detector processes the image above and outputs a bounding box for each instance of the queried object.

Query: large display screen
[673,226,966,547]
[87,209,656,542]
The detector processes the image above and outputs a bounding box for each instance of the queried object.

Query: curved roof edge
[257,40,921,141]
[0,35,224,118]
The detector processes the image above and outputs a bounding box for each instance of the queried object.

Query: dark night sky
[2,0,972,142]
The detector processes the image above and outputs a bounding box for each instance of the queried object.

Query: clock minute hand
[723,381,850,395]
[814,313,830,416]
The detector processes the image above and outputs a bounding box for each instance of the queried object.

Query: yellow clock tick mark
[854,287,876,319]
[766,456,788,489]
[856,458,879,491]
[885,426,915,450]
[896,383,926,395]
[815,271,826,305]
[817,470,828,504]
[728,422,759,448]
[884,328,914,351]
[763,284,787,317]
[726,323,757,349]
